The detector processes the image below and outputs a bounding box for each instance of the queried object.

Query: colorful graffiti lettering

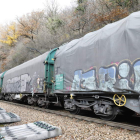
[71,59,140,92]
[4,72,44,94]
[71,69,96,91]
[99,66,116,91]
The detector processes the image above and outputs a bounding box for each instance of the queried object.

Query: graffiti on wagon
[4,72,44,93]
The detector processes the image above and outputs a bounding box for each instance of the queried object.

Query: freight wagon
[0,11,140,120]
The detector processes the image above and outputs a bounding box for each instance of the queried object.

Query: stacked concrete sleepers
[0,112,21,123]
[0,108,6,113]
[0,121,62,140]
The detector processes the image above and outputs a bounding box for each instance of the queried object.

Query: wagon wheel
[45,101,50,109]
[99,106,117,121]
[113,94,126,107]
[4,95,9,101]
[69,106,81,115]
[0,94,3,100]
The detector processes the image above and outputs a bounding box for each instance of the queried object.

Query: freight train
[0,11,140,121]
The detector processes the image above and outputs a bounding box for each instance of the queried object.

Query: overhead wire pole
[26,47,42,55]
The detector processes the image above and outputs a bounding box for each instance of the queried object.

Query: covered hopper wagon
[0,11,140,120]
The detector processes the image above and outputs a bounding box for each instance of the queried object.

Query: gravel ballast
[0,102,140,140]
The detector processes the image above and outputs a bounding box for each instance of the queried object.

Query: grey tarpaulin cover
[54,11,140,93]
[0,121,62,140]
[2,52,49,94]
[0,112,21,123]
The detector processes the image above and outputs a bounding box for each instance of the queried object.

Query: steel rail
[0,100,140,132]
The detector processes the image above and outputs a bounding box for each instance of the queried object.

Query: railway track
[0,100,140,133]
